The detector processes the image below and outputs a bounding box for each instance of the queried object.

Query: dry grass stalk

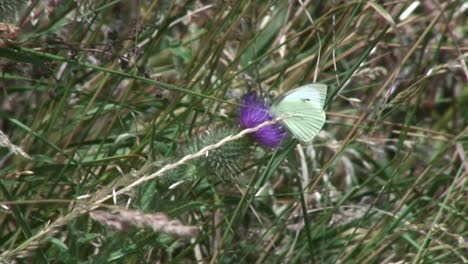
[90,209,199,238]
[0,130,31,159]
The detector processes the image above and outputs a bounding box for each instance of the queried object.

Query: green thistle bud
[157,125,250,188]
[195,126,249,181]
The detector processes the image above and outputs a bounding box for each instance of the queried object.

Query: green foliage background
[0,0,466,263]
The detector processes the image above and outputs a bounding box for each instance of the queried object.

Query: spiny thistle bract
[195,126,249,181]
[157,125,249,187]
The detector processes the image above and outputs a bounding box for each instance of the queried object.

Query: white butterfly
[270,84,327,143]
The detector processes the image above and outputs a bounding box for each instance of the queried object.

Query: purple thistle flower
[239,92,287,148]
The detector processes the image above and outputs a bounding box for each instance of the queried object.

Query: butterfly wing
[270,84,327,142]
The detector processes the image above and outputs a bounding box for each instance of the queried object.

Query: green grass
[0,0,467,263]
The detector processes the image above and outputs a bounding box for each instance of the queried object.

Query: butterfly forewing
[273,84,327,109]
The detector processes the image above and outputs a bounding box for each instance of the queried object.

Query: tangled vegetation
[0,1,466,263]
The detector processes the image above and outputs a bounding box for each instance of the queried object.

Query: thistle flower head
[239,92,287,148]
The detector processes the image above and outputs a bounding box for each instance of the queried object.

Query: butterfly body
[270,84,327,143]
